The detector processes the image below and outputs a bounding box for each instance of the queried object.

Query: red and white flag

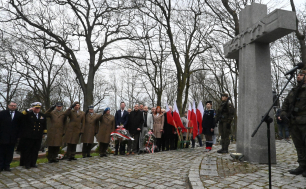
[165,102,174,125]
[197,101,204,134]
[191,101,198,139]
[173,102,187,133]
[166,102,179,135]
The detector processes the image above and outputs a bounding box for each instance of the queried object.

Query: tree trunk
[299,39,306,64]
[156,90,162,106]
[176,80,185,116]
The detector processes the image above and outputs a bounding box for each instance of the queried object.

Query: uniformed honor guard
[96,107,115,157]
[19,102,47,169]
[81,105,102,158]
[63,102,85,161]
[281,70,306,177]
[215,93,234,153]
[44,102,66,163]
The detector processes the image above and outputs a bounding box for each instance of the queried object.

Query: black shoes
[302,170,306,177]
[48,159,59,163]
[100,154,107,157]
[68,157,77,161]
[217,149,223,153]
[217,149,228,153]
[289,167,305,175]
[24,165,36,169]
[87,155,92,157]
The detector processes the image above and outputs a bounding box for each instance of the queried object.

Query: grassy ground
[10,153,100,168]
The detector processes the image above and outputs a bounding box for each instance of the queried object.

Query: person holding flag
[191,101,203,148]
[163,104,176,150]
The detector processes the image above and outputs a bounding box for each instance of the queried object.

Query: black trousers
[47,146,60,161]
[164,134,174,150]
[115,141,126,154]
[173,134,178,150]
[66,143,77,158]
[127,133,140,153]
[99,143,109,155]
[82,143,92,157]
[0,143,15,170]
[20,138,41,167]
[155,138,162,151]
[161,133,166,151]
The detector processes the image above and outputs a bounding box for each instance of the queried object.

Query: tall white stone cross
[223,3,296,163]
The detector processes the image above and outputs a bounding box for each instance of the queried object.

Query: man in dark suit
[114,102,129,155]
[19,102,47,169]
[0,101,23,172]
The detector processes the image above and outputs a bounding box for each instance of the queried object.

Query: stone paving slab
[1,148,209,189]
[1,139,305,189]
[196,140,306,189]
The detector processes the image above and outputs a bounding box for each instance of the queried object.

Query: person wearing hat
[44,102,67,163]
[281,70,306,177]
[81,105,102,158]
[96,107,115,157]
[202,101,216,152]
[62,101,85,161]
[215,93,234,154]
[19,102,47,169]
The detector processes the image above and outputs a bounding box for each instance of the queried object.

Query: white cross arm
[224,9,296,59]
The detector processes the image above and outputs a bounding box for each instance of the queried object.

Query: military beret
[221,93,229,97]
[104,107,110,113]
[206,101,212,105]
[31,102,42,108]
[88,105,94,109]
[56,102,63,107]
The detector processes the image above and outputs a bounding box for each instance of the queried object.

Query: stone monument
[223,3,296,163]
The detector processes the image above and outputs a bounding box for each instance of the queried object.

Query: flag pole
[172,120,182,141]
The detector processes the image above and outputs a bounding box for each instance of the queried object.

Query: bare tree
[0,38,23,109]
[134,0,213,114]
[3,0,144,109]
[290,0,306,64]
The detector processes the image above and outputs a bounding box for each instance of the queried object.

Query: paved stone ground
[1,140,305,189]
[197,140,306,189]
[0,148,202,189]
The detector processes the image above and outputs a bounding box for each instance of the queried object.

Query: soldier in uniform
[96,107,115,157]
[63,102,85,161]
[19,102,47,169]
[81,105,102,158]
[215,93,234,153]
[281,70,306,177]
[44,102,66,163]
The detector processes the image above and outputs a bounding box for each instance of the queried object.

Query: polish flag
[197,101,204,134]
[166,102,179,135]
[191,101,198,139]
[173,102,187,133]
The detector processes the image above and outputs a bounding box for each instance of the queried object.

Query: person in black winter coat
[163,109,176,151]
[126,104,144,155]
[0,102,23,172]
[202,101,216,151]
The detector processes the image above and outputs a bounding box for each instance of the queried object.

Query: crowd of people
[0,94,234,172]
